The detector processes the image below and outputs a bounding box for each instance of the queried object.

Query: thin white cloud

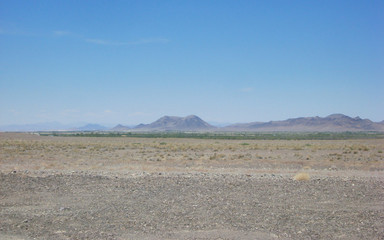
[7,29,172,46]
[52,30,72,36]
[85,37,169,46]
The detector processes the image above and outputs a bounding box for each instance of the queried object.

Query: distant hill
[75,124,108,131]
[0,122,78,132]
[0,122,106,132]
[223,114,384,132]
[134,115,216,131]
[111,124,131,131]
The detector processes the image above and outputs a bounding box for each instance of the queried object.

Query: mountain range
[1,114,384,132]
[111,114,384,132]
[222,114,384,132]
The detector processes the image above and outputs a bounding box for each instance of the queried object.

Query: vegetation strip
[38,131,384,140]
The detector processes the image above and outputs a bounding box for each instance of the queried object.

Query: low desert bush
[293,172,310,181]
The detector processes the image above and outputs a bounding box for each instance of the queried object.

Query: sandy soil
[1,133,383,239]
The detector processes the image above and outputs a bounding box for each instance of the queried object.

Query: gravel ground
[1,170,383,240]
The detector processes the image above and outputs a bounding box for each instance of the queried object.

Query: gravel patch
[1,171,383,239]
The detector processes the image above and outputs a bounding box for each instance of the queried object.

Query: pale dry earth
[1,133,384,239]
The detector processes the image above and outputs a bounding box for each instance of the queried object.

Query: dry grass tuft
[293,172,310,181]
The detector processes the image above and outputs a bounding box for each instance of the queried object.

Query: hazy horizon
[1,113,383,130]
[1,1,383,125]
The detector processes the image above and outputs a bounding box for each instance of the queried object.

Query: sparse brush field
[1,133,383,173]
[1,133,383,240]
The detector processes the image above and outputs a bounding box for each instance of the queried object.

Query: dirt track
[1,133,384,239]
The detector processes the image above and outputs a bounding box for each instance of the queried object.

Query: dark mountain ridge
[224,114,384,132]
[134,115,216,131]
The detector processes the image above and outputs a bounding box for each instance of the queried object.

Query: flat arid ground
[1,133,383,239]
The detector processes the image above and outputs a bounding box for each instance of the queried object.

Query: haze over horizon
[1,1,383,125]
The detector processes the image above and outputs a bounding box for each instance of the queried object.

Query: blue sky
[1,0,383,125]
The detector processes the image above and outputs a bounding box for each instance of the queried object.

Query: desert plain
[0,132,383,239]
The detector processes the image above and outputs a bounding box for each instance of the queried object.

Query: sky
[0,0,383,126]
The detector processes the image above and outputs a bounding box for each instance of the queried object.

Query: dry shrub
[293,172,310,181]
